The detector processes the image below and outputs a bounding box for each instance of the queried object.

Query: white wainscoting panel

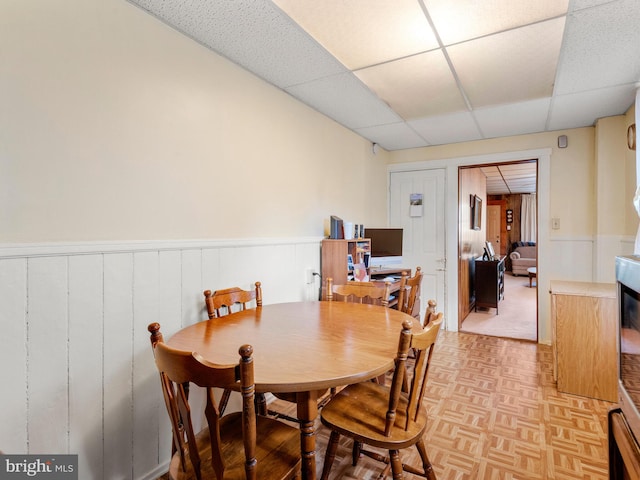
[595,235,637,283]
[546,236,595,282]
[103,253,134,479]
[28,256,69,453]
[0,237,322,480]
[69,254,104,478]
[0,258,27,450]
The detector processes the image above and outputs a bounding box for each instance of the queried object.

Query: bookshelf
[320,239,410,304]
[321,238,371,288]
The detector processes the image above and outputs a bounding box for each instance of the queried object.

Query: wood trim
[610,411,640,480]
[0,236,324,258]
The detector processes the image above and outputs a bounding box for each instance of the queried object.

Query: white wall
[0,238,322,479]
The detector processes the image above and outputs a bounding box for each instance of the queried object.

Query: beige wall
[389,123,637,242]
[596,115,630,235]
[3,0,637,306]
[3,1,634,247]
[1,0,388,243]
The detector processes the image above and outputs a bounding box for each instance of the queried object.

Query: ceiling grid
[127,0,639,151]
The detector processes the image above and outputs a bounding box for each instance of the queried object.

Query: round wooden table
[527,266,537,287]
[167,301,416,480]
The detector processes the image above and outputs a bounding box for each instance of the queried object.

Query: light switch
[552,218,560,230]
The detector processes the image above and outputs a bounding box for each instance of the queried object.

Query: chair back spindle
[397,267,423,321]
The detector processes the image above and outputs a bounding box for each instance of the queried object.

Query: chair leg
[255,392,268,416]
[376,463,391,480]
[415,439,436,480]
[389,449,404,479]
[218,388,232,415]
[317,388,335,409]
[352,440,363,466]
[320,431,340,480]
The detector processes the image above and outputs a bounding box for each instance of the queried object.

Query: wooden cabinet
[550,281,617,402]
[474,256,505,314]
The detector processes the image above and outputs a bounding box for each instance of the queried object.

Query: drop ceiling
[127,0,639,152]
[480,162,537,195]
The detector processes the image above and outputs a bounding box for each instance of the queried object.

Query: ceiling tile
[355,123,430,151]
[548,83,637,130]
[474,98,551,138]
[128,0,640,151]
[285,72,402,130]
[354,50,468,119]
[130,0,347,87]
[570,0,617,10]
[408,111,483,145]
[481,166,507,194]
[449,17,565,108]
[481,162,537,194]
[554,0,640,95]
[428,0,569,45]
[273,0,439,70]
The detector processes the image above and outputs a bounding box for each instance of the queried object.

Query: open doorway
[458,160,538,342]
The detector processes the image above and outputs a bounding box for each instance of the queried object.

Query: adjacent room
[2,1,639,479]
[459,161,539,342]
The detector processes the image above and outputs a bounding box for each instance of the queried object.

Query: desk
[167,301,415,480]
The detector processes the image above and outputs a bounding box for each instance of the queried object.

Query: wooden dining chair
[325,276,393,391]
[202,283,263,415]
[318,310,444,480]
[148,322,301,480]
[397,267,423,321]
[203,282,263,319]
[423,299,438,326]
[203,283,327,422]
[326,277,392,306]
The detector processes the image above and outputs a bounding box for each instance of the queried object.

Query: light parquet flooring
[158,331,615,479]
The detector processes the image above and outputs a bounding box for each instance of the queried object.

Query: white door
[389,169,446,322]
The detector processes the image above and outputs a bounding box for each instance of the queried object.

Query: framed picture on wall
[471,194,482,230]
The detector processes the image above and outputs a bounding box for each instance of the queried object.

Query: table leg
[297,390,319,480]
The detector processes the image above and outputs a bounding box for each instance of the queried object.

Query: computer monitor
[367,228,403,267]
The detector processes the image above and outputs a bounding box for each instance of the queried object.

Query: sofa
[509,242,537,276]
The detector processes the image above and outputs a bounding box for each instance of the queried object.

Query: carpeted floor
[460,271,537,341]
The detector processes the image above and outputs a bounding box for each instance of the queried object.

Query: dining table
[167,300,417,480]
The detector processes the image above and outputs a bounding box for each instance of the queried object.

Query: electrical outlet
[305,268,315,284]
[552,218,560,230]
